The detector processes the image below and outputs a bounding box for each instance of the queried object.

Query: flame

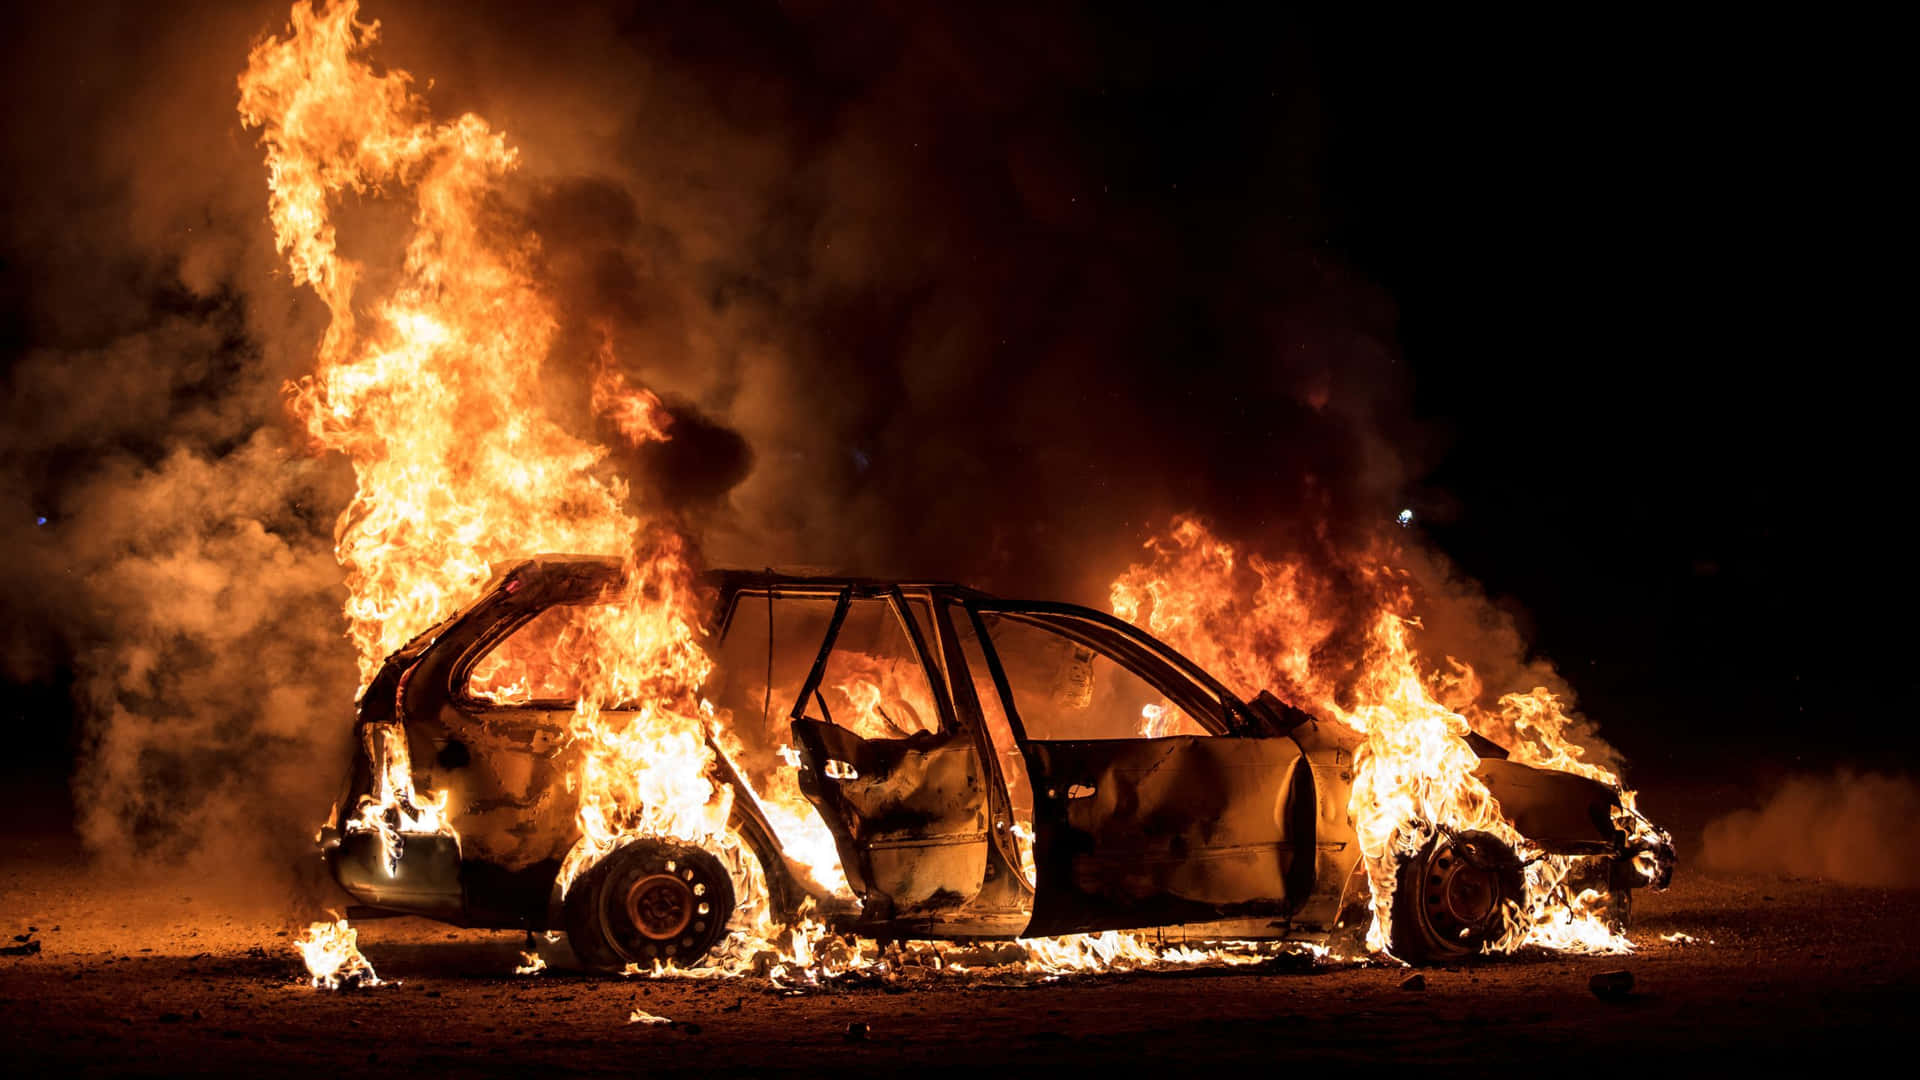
[239,0,643,684]
[710,726,851,898]
[242,3,1639,985]
[826,653,942,738]
[238,0,823,982]
[294,919,381,989]
[592,349,671,447]
[626,919,1338,987]
[239,3,1362,986]
[1110,515,1640,956]
[346,722,452,874]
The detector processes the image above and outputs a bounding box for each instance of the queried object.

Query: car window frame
[449,600,602,711]
[707,585,854,736]
[937,598,1035,884]
[789,585,959,737]
[965,599,1247,739]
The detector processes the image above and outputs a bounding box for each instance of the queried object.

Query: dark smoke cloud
[387,1,1417,598]
[1,2,354,899]
[0,0,1591,895]
[1704,771,1920,887]
[1395,542,1622,773]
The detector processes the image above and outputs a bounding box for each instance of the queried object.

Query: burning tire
[1389,830,1525,964]
[564,840,735,973]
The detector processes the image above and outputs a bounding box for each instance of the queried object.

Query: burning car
[320,556,1673,969]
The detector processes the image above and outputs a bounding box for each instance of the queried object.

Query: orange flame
[347,722,451,873]
[240,0,646,683]
[293,919,380,989]
[243,3,1637,983]
[238,0,809,979]
[1111,515,1638,956]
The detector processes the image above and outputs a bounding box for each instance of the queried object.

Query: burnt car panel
[1285,712,1367,930]
[1021,736,1309,936]
[323,557,1673,964]
[1471,758,1622,855]
[792,720,990,912]
[399,573,587,876]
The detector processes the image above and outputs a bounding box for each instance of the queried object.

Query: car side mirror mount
[1249,689,1313,736]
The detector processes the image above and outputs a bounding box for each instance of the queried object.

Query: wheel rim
[595,849,731,966]
[625,873,695,941]
[1421,837,1507,946]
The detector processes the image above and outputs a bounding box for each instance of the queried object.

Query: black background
[1312,14,1909,782]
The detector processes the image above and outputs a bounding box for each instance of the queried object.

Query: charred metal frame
[323,558,1663,948]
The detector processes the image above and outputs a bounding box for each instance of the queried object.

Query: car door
[437,598,596,869]
[787,589,991,918]
[341,570,609,926]
[966,607,1313,936]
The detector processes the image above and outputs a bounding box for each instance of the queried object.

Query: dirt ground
[4,786,1916,1076]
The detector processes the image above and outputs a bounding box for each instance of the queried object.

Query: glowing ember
[294,919,381,990]
[633,927,1336,988]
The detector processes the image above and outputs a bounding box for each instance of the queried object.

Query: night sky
[1308,15,1909,780]
[0,2,1904,817]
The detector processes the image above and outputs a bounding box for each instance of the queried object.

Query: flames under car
[320,556,1674,967]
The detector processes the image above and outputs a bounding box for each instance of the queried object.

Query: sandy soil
[4,795,1917,1076]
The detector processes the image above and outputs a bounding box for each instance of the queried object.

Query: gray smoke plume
[0,3,356,901]
[1704,771,1920,887]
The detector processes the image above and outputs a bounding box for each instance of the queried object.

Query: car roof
[704,567,974,597]
[486,555,979,600]
[486,554,1256,729]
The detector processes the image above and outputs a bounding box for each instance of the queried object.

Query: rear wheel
[564,840,735,973]
[1389,830,1525,964]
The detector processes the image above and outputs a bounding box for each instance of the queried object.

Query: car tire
[564,840,736,973]
[1388,830,1525,965]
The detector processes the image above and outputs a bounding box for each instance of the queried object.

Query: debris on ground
[628,1009,673,1026]
[1399,973,1426,991]
[1589,969,1635,1001]
[844,1021,871,1041]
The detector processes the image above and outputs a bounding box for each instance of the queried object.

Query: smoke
[0,2,356,899]
[0,0,1528,894]
[1703,771,1920,887]
[1396,543,1622,773]
[386,0,1416,597]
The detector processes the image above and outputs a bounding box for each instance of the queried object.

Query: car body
[321,556,1673,966]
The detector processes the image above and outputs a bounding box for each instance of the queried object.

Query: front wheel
[1388,830,1525,964]
[564,840,735,973]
